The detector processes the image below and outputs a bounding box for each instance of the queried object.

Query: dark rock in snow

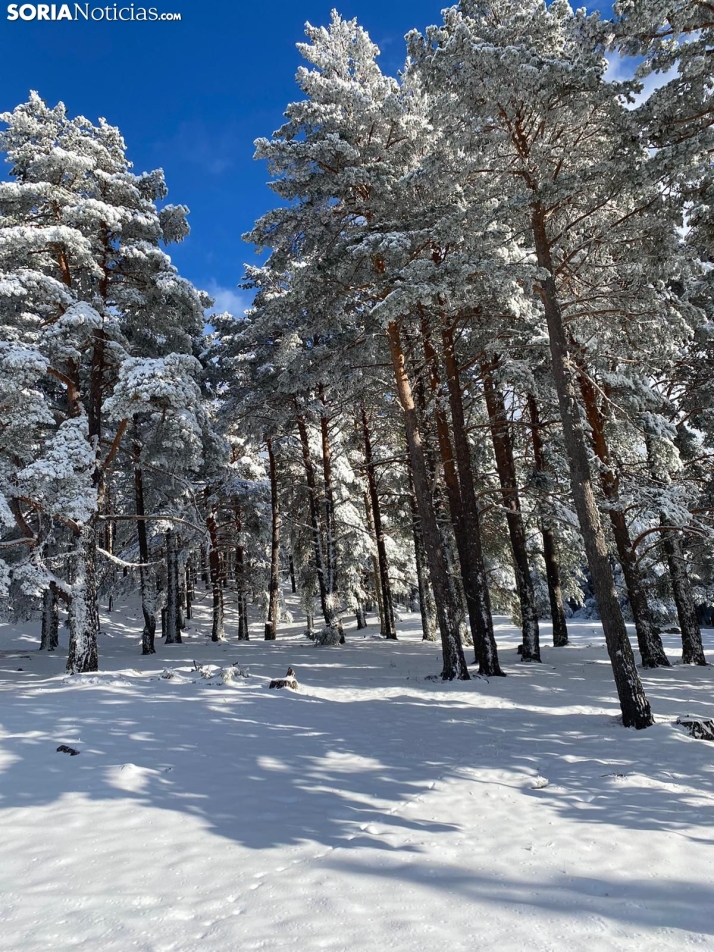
[56,745,80,756]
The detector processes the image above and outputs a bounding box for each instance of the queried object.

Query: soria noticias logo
[7,3,182,19]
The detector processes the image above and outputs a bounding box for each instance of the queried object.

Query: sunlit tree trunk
[66,523,100,674]
[532,204,653,728]
[386,320,469,680]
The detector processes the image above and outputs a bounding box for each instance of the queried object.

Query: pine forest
[1,2,714,949]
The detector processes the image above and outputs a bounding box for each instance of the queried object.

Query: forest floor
[1,591,713,952]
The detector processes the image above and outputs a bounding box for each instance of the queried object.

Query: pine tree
[0,94,208,671]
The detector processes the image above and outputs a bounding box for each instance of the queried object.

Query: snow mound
[531,776,550,789]
[160,663,251,686]
[159,668,191,683]
[220,665,250,684]
[63,672,133,688]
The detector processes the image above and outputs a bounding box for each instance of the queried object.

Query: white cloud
[203,280,253,317]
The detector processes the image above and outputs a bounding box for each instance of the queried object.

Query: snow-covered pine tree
[0,93,209,671]
[244,13,475,678]
[410,0,662,725]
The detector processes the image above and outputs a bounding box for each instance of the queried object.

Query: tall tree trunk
[482,360,541,661]
[177,553,186,631]
[663,530,707,665]
[361,407,396,639]
[532,205,653,728]
[527,395,569,647]
[295,409,342,634]
[40,583,59,652]
[233,503,249,641]
[206,506,224,643]
[386,320,469,680]
[414,341,474,651]
[104,478,114,555]
[289,552,297,594]
[185,562,193,621]
[236,545,249,640]
[445,535,472,649]
[68,328,106,674]
[412,358,471,646]
[133,438,156,655]
[319,387,344,643]
[265,438,280,640]
[164,529,181,644]
[408,472,438,641]
[67,523,100,674]
[88,329,105,446]
[410,340,468,642]
[441,323,503,676]
[364,489,387,634]
[201,545,209,589]
[578,375,670,668]
[420,325,489,653]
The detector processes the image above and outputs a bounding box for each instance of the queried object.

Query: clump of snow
[220,664,249,684]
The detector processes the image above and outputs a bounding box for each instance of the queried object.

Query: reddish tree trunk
[441,324,503,676]
[482,360,540,662]
[527,395,569,647]
[578,374,670,668]
[386,321,469,680]
[532,204,652,728]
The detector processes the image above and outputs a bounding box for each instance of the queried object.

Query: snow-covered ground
[1,591,713,952]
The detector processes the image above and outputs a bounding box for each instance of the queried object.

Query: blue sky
[0,0,611,314]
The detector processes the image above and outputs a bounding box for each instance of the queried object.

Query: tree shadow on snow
[0,614,712,935]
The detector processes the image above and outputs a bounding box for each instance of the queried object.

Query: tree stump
[269,667,298,690]
[677,717,714,741]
